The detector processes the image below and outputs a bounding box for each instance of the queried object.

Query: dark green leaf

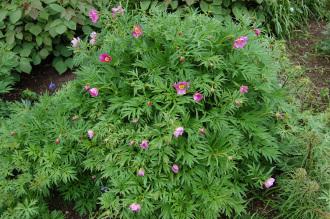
[52,57,67,74]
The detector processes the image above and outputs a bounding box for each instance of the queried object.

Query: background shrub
[137,0,327,38]
[0,42,18,94]
[0,0,96,74]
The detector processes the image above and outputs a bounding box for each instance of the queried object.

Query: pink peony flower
[172,164,179,173]
[132,25,143,38]
[233,36,248,49]
[71,37,80,48]
[129,203,141,213]
[89,88,99,97]
[139,140,149,149]
[173,81,189,95]
[99,53,112,63]
[112,5,124,17]
[173,127,184,138]
[193,92,203,102]
[137,168,145,176]
[263,177,275,188]
[87,130,94,139]
[255,28,261,36]
[239,85,249,94]
[89,9,99,23]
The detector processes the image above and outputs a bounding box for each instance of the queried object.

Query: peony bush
[0,9,298,218]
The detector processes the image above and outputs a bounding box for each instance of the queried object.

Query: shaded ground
[2,63,75,101]
[288,21,330,89]
[48,190,88,219]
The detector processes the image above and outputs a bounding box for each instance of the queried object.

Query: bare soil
[2,63,75,101]
[288,21,330,89]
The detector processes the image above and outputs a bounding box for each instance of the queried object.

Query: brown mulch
[2,63,75,101]
[288,20,330,89]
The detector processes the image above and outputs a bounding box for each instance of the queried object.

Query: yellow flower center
[178,84,186,89]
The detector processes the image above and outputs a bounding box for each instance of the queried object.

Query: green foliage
[0,0,96,74]
[0,42,18,94]
[137,0,328,38]
[317,23,330,55]
[275,109,330,219]
[0,9,291,218]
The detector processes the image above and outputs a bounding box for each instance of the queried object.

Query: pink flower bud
[172,164,179,174]
[137,168,145,176]
[139,140,149,149]
[193,92,203,102]
[89,88,99,97]
[87,130,94,139]
[173,127,184,138]
[263,177,275,188]
[129,203,141,212]
[239,85,248,94]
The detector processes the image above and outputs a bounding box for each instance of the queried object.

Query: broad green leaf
[20,43,34,57]
[28,8,39,20]
[29,24,42,36]
[65,57,73,69]
[213,0,222,5]
[0,9,8,21]
[200,1,210,13]
[49,19,62,28]
[6,31,15,45]
[61,8,75,21]
[31,0,43,10]
[52,57,67,74]
[9,9,22,24]
[256,0,263,3]
[140,1,151,11]
[185,0,196,6]
[42,0,57,3]
[49,29,58,37]
[58,45,72,57]
[39,11,49,20]
[82,25,92,35]
[36,36,43,46]
[43,36,52,46]
[19,58,32,73]
[49,4,65,13]
[55,24,67,34]
[39,48,49,59]
[64,20,76,30]
[170,1,179,10]
[32,53,41,65]
[16,32,23,40]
